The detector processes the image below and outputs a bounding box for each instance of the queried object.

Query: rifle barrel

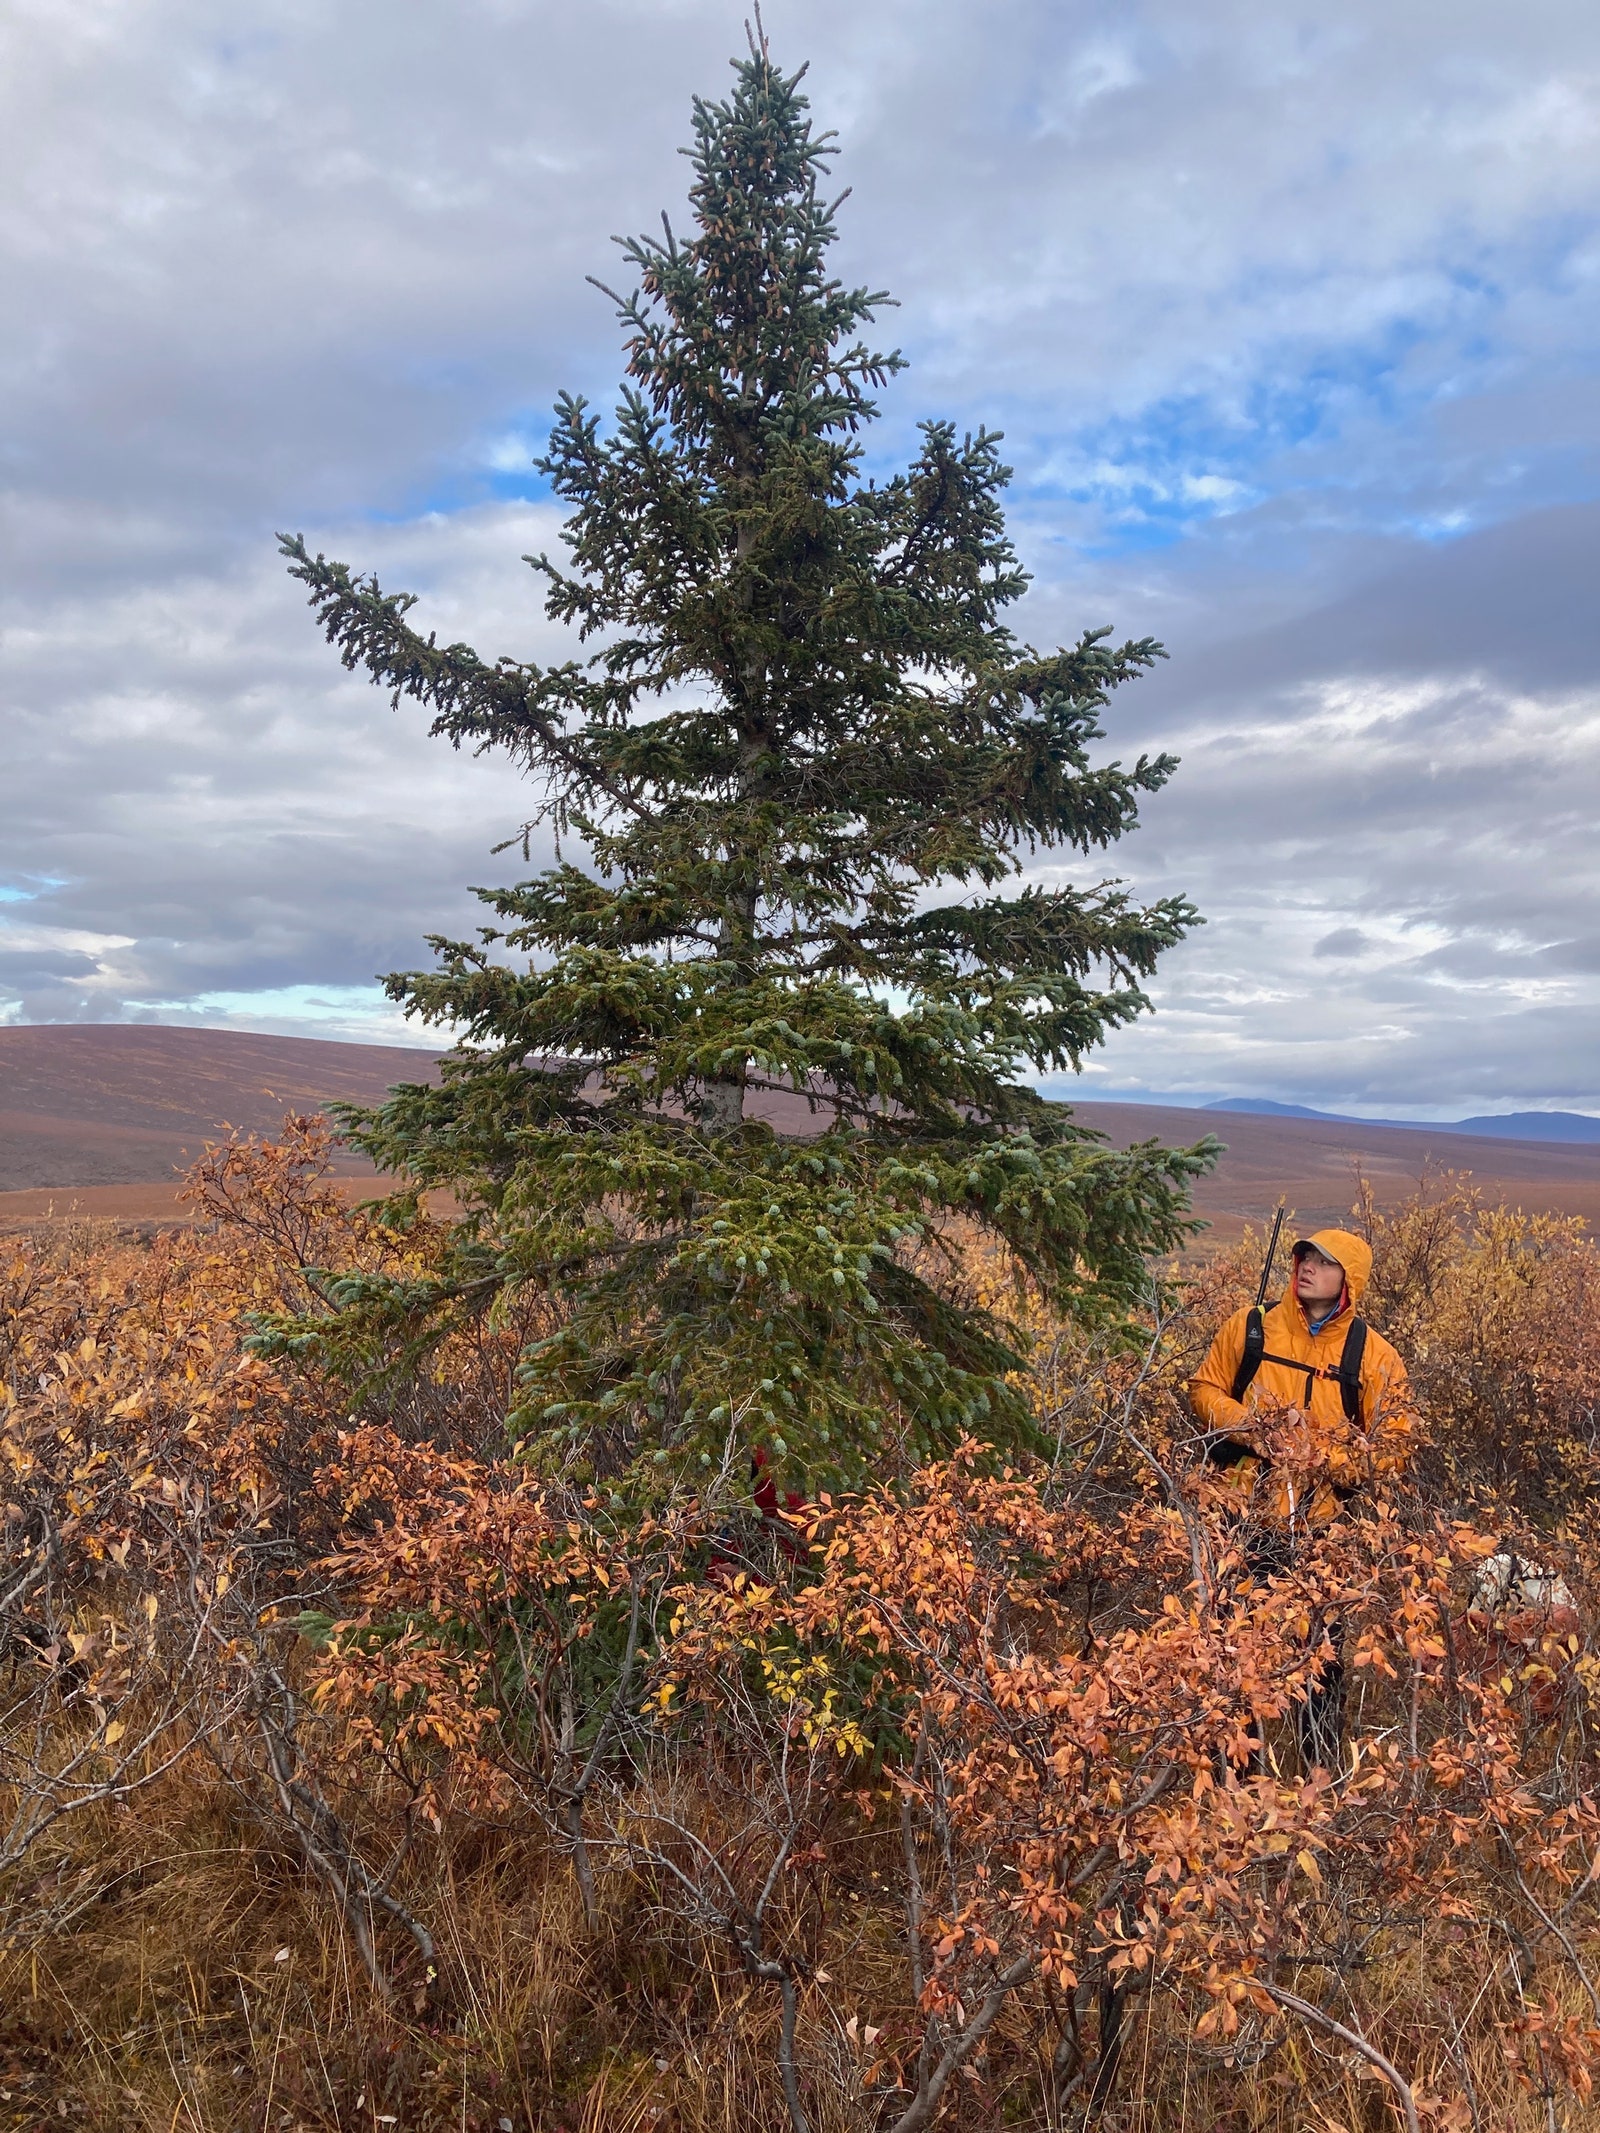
[1254,1202,1286,1311]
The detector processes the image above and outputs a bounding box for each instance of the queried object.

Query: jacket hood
[1295,1227,1372,1309]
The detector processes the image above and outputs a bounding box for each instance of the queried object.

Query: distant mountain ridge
[1206,1098,1600,1144]
[1207,1099,1343,1121]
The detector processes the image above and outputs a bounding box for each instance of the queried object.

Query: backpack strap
[1230,1305,1266,1402]
[1207,1307,1371,1483]
[1227,1305,1368,1420]
[1201,1306,1270,1468]
[1337,1317,1368,1425]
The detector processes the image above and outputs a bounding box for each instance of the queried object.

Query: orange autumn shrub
[0,1122,479,1998]
[0,1211,330,1940]
[1352,1172,1600,1520]
[646,1446,1600,2129]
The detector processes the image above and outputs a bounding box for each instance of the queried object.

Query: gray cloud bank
[3,0,1598,1107]
[1066,502,1600,1114]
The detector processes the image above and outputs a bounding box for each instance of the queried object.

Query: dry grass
[0,1760,1592,2132]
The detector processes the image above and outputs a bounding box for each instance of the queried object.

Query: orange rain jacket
[1189,1227,1416,1524]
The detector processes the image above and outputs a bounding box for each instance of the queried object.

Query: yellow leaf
[103,1720,125,1746]
[1297,1848,1323,1886]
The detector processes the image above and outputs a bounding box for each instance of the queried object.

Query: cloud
[1,502,568,1037]
[3,0,1598,1112]
[1314,931,1375,960]
[1068,608,1600,1111]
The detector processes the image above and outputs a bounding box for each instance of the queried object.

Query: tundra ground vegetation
[0,1129,1597,2130]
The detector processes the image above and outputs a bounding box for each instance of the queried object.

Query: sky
[4,0,1599,1118]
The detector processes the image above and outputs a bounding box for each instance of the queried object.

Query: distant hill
[4,1027,1600,1242]
[1207,1098,1345,1122]
[0,1025,441,1192]
[1073,1099,1600,1242]
[1449,1111,1600,1144]
[1207,1097,1600,1144]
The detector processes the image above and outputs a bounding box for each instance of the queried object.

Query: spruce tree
[279,33,1215,1488]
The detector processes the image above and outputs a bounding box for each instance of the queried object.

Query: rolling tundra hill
[0,1025,441,1206]
[1069,1099,1600,1241]
[1206,1095,1600,1142]
[3,1025,1599,1239]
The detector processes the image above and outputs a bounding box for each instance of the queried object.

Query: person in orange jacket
[1189,1225,1417,1772]
[1191,1225,1415,1528]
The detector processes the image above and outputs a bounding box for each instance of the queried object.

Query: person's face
[1293,1244,1346,1310]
